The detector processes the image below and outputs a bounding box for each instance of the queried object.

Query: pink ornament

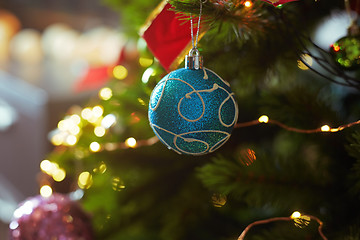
[9,193,94,240]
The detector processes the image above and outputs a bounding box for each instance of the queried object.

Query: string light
[237,212,328,240]
[99,87,113,100]
[142,67,155,83]
[236,116,360,134]
[139,57,154,67]
[40,160,53,173]
[89,141,101,152]
[40,185,53,198]
[40,160,67,182]
[94,126,106,137]
[53,106,360,152]
[70,114,81,125]
[320,125,331,132]
[258,115,269,123]
[92,105,104,118]
[81,107,92,120]
[65,135,78,146]
[102,114,117,129]
[52,168,66,182]
[112,177,126,191]
[78,171,93,189]
[244,0,253,7]
[125,137,137,148]
[291,211,301,219]
[113,65,128,80]
[76,117,359,153]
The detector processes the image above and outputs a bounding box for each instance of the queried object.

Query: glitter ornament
[9,193,94,240]
[330,35,360,70]
[148,49,238,155]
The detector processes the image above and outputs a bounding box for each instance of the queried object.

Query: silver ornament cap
[185,48,203,70]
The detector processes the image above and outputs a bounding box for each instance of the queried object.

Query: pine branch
[347,131,360,197]
[197,151,330,210]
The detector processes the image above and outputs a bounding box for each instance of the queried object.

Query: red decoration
[140,1,204,72]
[74,47,126,92]
[261,0,299,7]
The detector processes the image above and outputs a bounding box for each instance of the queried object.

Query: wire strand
[190,0,203,49]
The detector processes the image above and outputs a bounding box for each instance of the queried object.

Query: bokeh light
[94,126,106,137]
[211,193,227,207]
[139,57,154,67]
[78,172,93,189]
[112,177,126,191]
[40,185,53,198]
[89,142,101,152]
[99,87,113,100]
[113,65,128,80]
[244,1,252,7]
[125,137,137,148]
[258,115,269,123]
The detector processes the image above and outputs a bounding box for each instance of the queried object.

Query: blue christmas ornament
[148,49,238,155]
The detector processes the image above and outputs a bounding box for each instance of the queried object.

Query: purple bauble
[9,193,94,240]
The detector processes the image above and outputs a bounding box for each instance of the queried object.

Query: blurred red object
[140,1,203,72]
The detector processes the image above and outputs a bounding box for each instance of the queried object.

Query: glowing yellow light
[212,193,227,207]
[139,57,154,67]
[244,0,252,7]
[104,143,117,151]
[40,160,52,173]
[113,65,128,80]
[52,168,66,182]
[321,125,331,132]
[112,177,126,191]
[51,134,64,146]
[94,162,107,174]
[92,105,104,118]
[332,44,340,52]
[137,98,146,106]
[40,160,59,175]
[57,120,68,131]
[81,107,92,120]
[142,67,155,83]
[89,141,101,152]
[258,115,269,123]
[99,87,113,101]
[70,114,81,125]
[78,171,93,189]
[40,185,53,198]
[125,137,137,148]
[94,126,106,137]
[297,54,313,70]
[291,211,301,219]
[99,162,107,173]
[65,135,78,146]
[69,125,80,135]
[102,114,117,129]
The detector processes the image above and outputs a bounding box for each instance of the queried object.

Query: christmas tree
[8,0,360,239]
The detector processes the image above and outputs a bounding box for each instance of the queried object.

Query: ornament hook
[185,48,203,69]
[187,0,204,70]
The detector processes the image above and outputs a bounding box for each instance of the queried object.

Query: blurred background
[0,0,122,237]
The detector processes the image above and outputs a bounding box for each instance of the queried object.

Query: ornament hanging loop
[185,48,203,69]
[187,0,205,70]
